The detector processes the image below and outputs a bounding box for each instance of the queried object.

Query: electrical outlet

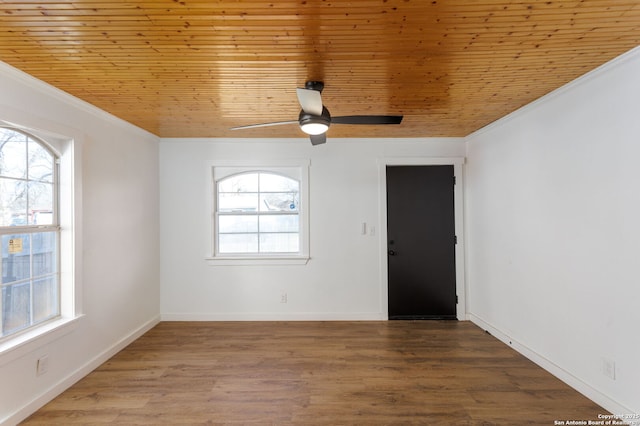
[280,292,288,303]
[602,357,616,380]
[36,355,49,376]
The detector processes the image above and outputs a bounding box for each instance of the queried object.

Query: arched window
[0,127,59,339]
[216,171,300,254]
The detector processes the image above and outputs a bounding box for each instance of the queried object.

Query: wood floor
[22,321,607,425]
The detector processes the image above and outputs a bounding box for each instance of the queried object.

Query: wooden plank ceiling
[1,1,639,138]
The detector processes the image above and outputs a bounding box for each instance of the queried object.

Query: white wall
[0,63,160,424]
[465,47,640,414]
[160,138,465,320]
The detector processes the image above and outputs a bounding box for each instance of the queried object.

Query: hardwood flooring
[22,321,607,425]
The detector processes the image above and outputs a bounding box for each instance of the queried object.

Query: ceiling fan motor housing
[299,106,331,134]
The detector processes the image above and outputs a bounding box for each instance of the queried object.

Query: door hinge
[453,176,456,186]
[454,235,458,244]
[456,295,459,304]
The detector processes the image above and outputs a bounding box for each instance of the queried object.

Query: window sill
[206,255,310,266]
[0,315,84,367]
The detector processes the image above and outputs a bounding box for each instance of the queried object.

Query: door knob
[388,250,397,256]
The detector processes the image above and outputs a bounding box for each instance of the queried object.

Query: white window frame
[0,127,60,340]
[0,126,60,342]
[206,159,310,265]
[0,119,81,363]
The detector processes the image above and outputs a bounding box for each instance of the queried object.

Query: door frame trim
[378,157,467,320]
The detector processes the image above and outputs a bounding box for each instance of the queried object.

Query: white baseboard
[3,315,161,426]
[468,313,632,415]
[161,312,385,321]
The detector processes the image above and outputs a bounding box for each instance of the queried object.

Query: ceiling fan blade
[296,88,323,116]
[309,133,327,145]
[230,120,298,130]
[331,115,403,125]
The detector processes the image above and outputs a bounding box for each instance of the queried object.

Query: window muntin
[1,127,59,340]
[216,171,300,254]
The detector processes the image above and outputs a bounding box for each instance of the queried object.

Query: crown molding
[0,60,157,141]
[466,45,640,141]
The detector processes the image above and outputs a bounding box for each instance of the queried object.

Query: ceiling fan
[230,81,403,145]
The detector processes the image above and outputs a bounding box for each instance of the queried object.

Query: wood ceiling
[1,1,639,139]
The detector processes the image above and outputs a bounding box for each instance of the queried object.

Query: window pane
[218,215,258,233]
[260,233,299,253]
[0,178,28,226]
[218,173,258,193]
[33,231,57,277]
[28,139,54,183]
[2,281,31,334]
[33,276,59,322]
[28,181,54,224]
[218,193,258,212]
[33,210,53,225]
[0,132,27,179]
[260,173,298,192]
[219,233,258,253]
[259,215,299,232]
[2,234,31,284]
[214,168,304,257]
[260,192,299,212]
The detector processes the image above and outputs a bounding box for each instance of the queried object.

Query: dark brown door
[386,165,457,320]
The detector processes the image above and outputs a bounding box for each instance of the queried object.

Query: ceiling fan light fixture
[300,121,329,135]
